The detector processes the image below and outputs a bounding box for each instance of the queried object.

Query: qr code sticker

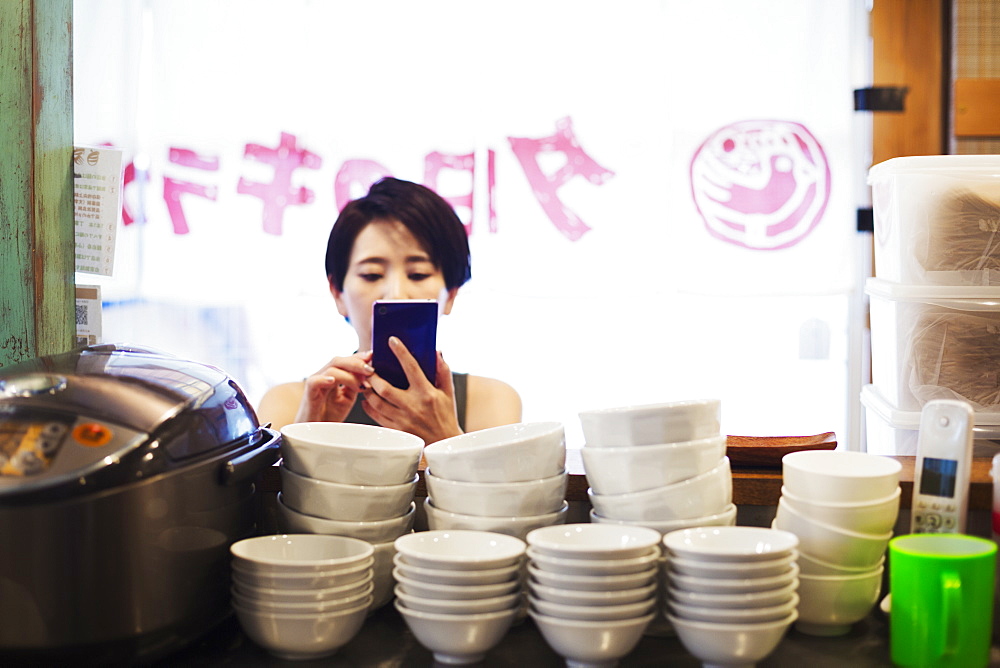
[75,304,88,326]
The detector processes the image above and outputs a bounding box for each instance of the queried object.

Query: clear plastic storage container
[866,278,1000,412]
[868,155,1000,286]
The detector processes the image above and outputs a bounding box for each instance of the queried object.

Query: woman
[258,177,521,444]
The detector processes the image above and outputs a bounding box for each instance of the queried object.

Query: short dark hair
[325,177,472,292]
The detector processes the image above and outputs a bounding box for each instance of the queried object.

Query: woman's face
[331,218,457,349]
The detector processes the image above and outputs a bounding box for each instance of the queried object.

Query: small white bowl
[527,545,660,576]
[668,563,800,594]
[394,529,526,571]
[279,466,417,522]
[663,526,799,562]
[526,523,662,560]
[669,592,800,624]
[587,458,732,522]
[797,549,886,576]
[795,567,884,637]
[276,492,416,543]
[279,421,424,485]
[370,539,398,612]
[530,595,656,621]
[395,600,520,665]
[578,399,721,447]
[393,553,521,586]
[782,450,901,504]
[230,534,374,574]
[589,504,738,534]
[422,422,566,483]
[529,579,658,607]
[423,498,569,541]
[393,567,520,600]
[231,557,373,590]
[233,597,370,660]
[667,580,799,610]
[529,609,655,666]
[668,611,798,667]
[668,552,797,579]
[424,469,568,517]
[581,435,726,495]
[780,485,901,535]
[394,587,521,615]
[232,572,373,604]
[527,562,658,592]
[774,498,892,569]
[232,581,374,614]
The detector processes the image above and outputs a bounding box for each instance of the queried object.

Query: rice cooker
[0,344,280,664]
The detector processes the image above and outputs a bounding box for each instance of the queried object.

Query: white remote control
[911,399,975,533]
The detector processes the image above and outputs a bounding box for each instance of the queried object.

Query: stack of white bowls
[663,526,801,668]
[393,530,526,665]
[525,524,660,668]
[775,450,902,636]
[229,534,374,660]
[580,400,735,532]
[277,422,425,611]
[422,422,569,540]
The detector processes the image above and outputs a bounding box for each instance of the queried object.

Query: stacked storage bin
[862,155,1000,455]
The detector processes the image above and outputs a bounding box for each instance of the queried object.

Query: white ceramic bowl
[424,469,567,517]
[529,609,655,666]
[395,600,520,665]
[527,562,658,592]
[530,595,656,621]
[780,485,901,535]
[393,567,520,600]
[394,530,526,571]
[231,557,373,590]
[279,466,417,522]
[370,539,398,612]
[526,523,662,559]
[782,450,901,504]
[668,552,797,579]
[422,422,566,483]
[668,611,798,667]
[527,546,660,576]
[394,587,521,615]
[279,421,424,485]
[581,435,726,495]
[578,399,721,447]
[774,498,892,569]
[667,580,799,610]
[232,573,374,604]
[423,498,569,540]
[232,581,374,614]
[529,579,658,607]
[797,549,886,576]
[587,457,732,522]
[393,553,521,586]
[230,534,374,575]
[668,563,800,594]
[795,567,884,637]
[663,526,799,562]
[589,504,738,535]
[669,592,800,624]
[233,597,370,660]
[276,492,416,543]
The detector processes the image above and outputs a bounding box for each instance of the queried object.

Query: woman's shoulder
[463,374,522,430]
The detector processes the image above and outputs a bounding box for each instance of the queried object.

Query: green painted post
[0,0,74,368]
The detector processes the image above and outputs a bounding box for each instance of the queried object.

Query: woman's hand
[361,337,463,444]
[294,351,375,424]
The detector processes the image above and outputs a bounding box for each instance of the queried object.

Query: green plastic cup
[889,533,997,668]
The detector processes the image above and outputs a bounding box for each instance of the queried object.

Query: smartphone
[371,299,438,389]
[911,399,975,533]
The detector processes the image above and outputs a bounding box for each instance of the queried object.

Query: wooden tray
[726,432,837,469]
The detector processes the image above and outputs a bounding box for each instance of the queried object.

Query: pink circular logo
[690,120,831,250]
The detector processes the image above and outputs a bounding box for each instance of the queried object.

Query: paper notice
[74,145,123,276]
[75,284,102,346]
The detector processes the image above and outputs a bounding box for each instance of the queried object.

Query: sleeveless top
[344,372,469,431]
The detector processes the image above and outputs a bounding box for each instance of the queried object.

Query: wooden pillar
[0,0,75,367]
